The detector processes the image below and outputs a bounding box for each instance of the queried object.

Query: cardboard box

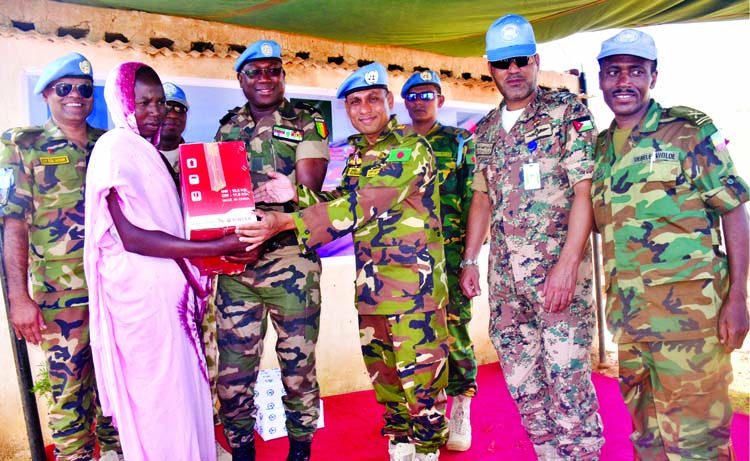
[179,141,256,275]
[254,367,324,441]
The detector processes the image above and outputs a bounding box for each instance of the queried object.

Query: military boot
[446,394,471,451]
[287,438,312,461]
[231,438,256,461]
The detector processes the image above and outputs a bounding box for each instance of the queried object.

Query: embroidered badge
[40,155,70,165]
[387,148,412,162]
[272,126,303,142]
[314,117,329,139]
[475,143,493,157]
[573,117,594,133]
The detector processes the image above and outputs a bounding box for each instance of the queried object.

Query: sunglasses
[53,82,94,99]
[166,103,188,114]
[405,91,436,102]
[241,67,283,79]
[490,55,535,70]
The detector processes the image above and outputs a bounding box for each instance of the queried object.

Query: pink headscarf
[104,61,161,146]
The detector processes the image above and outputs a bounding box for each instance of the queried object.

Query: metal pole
[0,225,47,460]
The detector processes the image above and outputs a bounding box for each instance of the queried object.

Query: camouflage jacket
[473,89,596,301]
[215,98,329,267]
[406,122,474,268]
[292,116,448,315]
[592,100,750,343]
[0,120,104,308]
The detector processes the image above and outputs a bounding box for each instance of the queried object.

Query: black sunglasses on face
[405,91,436,102]
[490,55,535,70]
[53,82,94,99]
[166,103,188,114]
[241,67,283,79]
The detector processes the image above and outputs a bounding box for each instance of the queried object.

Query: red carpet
[216,363,749,461]
[44,363,750,460]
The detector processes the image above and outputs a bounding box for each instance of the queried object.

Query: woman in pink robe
[84,62,247,461]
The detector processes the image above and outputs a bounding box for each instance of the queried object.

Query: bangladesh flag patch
[573,116,594,133]
[387,148,412,162]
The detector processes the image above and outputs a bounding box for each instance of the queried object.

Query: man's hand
[718,292,749,352]
[236,210,294,250]
[254,171,297,204]
[459,266,482,298]
[9,296,46,345]
[542,260,577,313]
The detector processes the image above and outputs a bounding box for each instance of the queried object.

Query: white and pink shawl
[84,62,215,461]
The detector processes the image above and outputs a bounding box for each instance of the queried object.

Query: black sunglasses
[405,91,436,102]
[490,55,535,70]
[166,103,188,114]
[241,67,283,79]
[53,82,94,99]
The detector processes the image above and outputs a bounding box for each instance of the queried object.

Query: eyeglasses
[405,91,436,102]
[52,82,94,99]
[490,55,535,70]
[240,67,283,79]
[166,103,188,114]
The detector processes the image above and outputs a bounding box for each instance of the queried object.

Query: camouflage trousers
[445,270,477,397]
[41,306,120,461]
[618,336,735,461]
[359,309,449,454]
[215,264,321,447]
[200,276,220,424]
[489,291,604,461]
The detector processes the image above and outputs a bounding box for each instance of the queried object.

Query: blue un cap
[163,82,189,109]
[336,62,389,99]
[234,40,283,72]
[485,14,537,62]
[597,29,657,61]
[400,70,441,99]
[34,52,93,94]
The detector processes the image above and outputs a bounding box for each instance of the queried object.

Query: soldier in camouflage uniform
[238,62,450,461]
[459,15,604,461]
[593,29,749,461]
[0,53,122,461]
[214,40,330,461]
[401,70,477,452]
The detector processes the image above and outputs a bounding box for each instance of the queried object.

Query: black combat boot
[287,438,312,461]
[231,438,256,461]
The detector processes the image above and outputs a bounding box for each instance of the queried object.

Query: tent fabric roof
[55,0,748,57]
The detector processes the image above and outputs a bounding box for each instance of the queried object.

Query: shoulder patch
[1,127,45,149]
[314,117,329,139]
[668,106,713,127]
[573,116,594,133]
[387,148,412,162]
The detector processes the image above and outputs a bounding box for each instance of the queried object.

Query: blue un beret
[485,14,537,63]
[163,82,190,109]
[598,29,657,61]
[336,62,389,99]
[400,70,441,99]
[234,40,283,72]
[34,52,93,95]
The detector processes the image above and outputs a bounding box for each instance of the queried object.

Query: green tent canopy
[55,0,747,57]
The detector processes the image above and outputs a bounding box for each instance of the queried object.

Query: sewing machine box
[254,368,324,441]
[179,141,256,275]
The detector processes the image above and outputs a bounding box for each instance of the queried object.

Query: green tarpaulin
[55,0,748,56]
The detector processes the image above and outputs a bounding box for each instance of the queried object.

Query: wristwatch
[459,259,479,269]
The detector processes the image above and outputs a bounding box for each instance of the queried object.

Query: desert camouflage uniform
[0,121,120,461]
[592,100,750,461]
[408,121,478,397]
[291,116,449,453]
[214,99,328,447]
[473,89,604,460]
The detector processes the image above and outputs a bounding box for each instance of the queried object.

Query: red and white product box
[179,141,256,275]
